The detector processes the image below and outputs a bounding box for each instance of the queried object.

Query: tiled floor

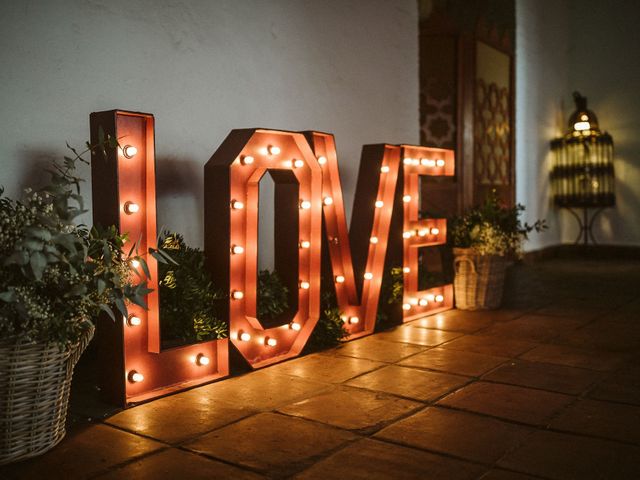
[2,258,640,479]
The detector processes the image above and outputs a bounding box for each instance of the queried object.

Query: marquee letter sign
[90,110,229,406]
[90,110,455,406]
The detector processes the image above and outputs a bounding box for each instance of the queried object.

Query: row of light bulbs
[127,352,211,384]
[402,293,444,311]
[403,157,446,168]
[403,227,440,239]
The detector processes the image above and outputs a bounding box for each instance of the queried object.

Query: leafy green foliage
[449,190,547,256]
[0,137,151,348]
[257,270,289,321]
[305,288,348,352]
[158,232,227,344]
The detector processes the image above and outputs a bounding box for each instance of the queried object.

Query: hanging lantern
[550,92,615,243]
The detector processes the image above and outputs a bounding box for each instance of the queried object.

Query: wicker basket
[0,325,94,465]
[453,248,508,310]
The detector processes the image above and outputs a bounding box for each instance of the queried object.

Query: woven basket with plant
[449,191,546,310]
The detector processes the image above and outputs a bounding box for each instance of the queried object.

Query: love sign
[90,110,454,406]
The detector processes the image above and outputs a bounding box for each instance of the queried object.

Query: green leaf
[29,251,47,280]
[0,290,16,302]
[99,303,116,322]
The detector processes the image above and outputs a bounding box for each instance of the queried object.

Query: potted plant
[449,191,546,310]
[0,140,152,465]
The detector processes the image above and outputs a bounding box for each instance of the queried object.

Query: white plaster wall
[0,0,419,257]
[567,0,640,246]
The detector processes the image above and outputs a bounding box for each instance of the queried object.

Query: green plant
[158,232,227,343]
[0,139,152,348]
[449,190,547,257]
[257,270,289,321]
[305,289,348,352]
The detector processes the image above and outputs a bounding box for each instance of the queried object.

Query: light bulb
[430,227,440,235]
[299,240,310,249]
[290,322,301,331]
[370,236,379,244]
[380,165,390,173]
[128,370,144,383]
[403,158,413,165]
[403,267,410,273]
[335,275,345,283]
[293,159,304,168]
[426,294,435,302]
[282,160,293,168]
[239,331,251,342]
[418,229,428,237]
[300,281,310,290]
[323,196,333,206]
[409,297,419,306]
[231,200,244,210]
[348,316,359,324]
[231,290,244,300]
[420,158,430,166]
[231,245,244,254]
[127,315,141,326]
[340,315,348,323]
[403,231,413,239]
[130,259,140,269]
[122,145,137,158]
[124,201,140,214]
[300,200,311,210]
[265,337,277,347]
[317,156,327,165]
[418,298,428,306]
[375,200,384,208]
[426,159,436,167]
[195,353,210,366]
[435,294,444,302]
[402,195,412,203]
[364,272,373,280]
[411,159,420,166]
[240,155,254,165]
[267,145,281,155]
[402,303,411,311]
[436,159,445,167]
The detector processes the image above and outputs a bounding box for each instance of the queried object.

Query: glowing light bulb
[195,353,210,366]
[411,159,420,166]
[380,165,390,173]
[436,159,446,167]
[128,370,144,383]
[323,196,334,206]
[240,155,254,165]
[430,227,440,235]
[403,267,410,273]
[317,156,327,165]
[418,229,428,237]
[418,298,428,306]
[265,337,277,347]
[300,281,310,290]
[231,290,244,300]
[403,157,413,165]
[130,259,140,269]
[348,316,359,324]
[122,145,138,158]
[267,145,281,155]
[435,294,444,302]
[127,315,141,326]
[335,275,345,283]
[581,114,588,121]
[402,195,412,203]
[231,245,244,255]
[426,294,435,302]
[124,201,140,214]
[426,159,436,167]
[364,272,373,280]
[403,231,413,239]
[239,331,251,342]
[299,240,310,249]
[293,159,304,168]
[409,297,419,306]
[300,200,311,210]
[420,158,430,166]
[290,322,301,331]
[574,121,590,131]
[282,160,293,168]
[375,200,384,208]
[370,236,379,244]
[402,303,411,311]
[340,315,348,323]
[231,200,244,210]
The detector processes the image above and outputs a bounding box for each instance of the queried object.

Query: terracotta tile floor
[2,258,640,479]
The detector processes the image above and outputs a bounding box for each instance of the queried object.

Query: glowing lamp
[435,294,444,302]
[403,158,413,165]
[317,156,327,165]
[231,200,244,210]
[335,275,345,283]
[293,159,304,168]
[363,272,373,280]
[231,290,244,300]
[374,200,384,208]
[231,245,244,254]
[124,201,139,214]
[299,281,310,290]
[402,303,411,311]
[418,229,428,237]
[299,240,311,249]
[265,145,281,155]
[426,294,435,302]
[128,371,144,383]
[348,316,359,325]
[289,322,301,331]
[402,231,413,239]
[411,159,420,166]
[239,331,251,342]
[420,158,430,166]
[550,92,615,244]
[126,315,141,327]
[323,196,334,206]
[370,236,379,244]
[282,160,293,168]
[408,297,419,306]
[436,159,445,167]
[240,155,254,165]
[403,267,410,273]
[130,259,140,269]
[380,165,390,173]
[402,195,411,203]
[122,145,137,158]
[264,337,277,347]
[195,353,210,366]
[300,200,311,210]
[430,227,440,235]
[418,298,428,306]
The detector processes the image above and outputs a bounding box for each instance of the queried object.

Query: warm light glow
[418,298,428,306]
[335,275,345,283]
[124,201,140,215]
[293,159,305,168]
[364,272,373,280]
[265,337,278,347]
[403,231,413,239]
[282,160,293,168]
[130,259,140,269]
[436,159,446,167]
[300,281,310,290]
[435,294,444,302]
[426,294,435,302]
[402,303,411,311]
[380,165,390,173]
[122,145,138,158]
[239,331,251,342]
[195,353,210,366]
[231,290,244,300]
[240,155,254,165]
[268,145,281,155]
[348,316,359,324]
[402,195,412,203]
[317,156,327,165]
[290,322,301,331]
[409,297,418,306]
[420,158,430,166]
[411,159,420,166]
[231,245,244,255]
[128,371,144,383]
[403,157,413,165]
[418,229,428,237]
[430,227,440,235]
[300,200,311,210]
[323,196,334,206]
[403,267,410,273]
[127,315,141,326]
[299,240,311,249]
[231,200,244,210]
[580,114,588,121]
[370,236,379,244]
[375,200,384,208]
[574,121,590,131]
